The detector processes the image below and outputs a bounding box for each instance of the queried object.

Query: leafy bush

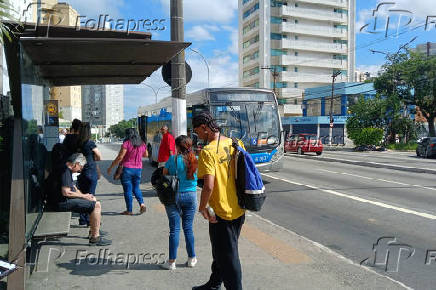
[348,128,384,147]
[386,142,418,151]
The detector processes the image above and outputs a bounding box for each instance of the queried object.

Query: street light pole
[329,70,341,146]
[189,48,210,88]
[143,84,169,104]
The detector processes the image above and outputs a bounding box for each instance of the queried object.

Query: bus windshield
[211,102,280,151]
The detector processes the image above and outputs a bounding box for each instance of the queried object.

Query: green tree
[400,52,436,136]
[109,118,137,139]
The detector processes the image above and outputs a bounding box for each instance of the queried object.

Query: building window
[243,50,259,63]
[271,0,286,7]
[295,3,299,7]
[271,49,287,56]
[243,18,259,35]
[294,83,299,88]
[243,0,252,5]
[295,19,298,24]
[295,35,298,40]
[271,65,287,72]
[243,2,260,19]
[271,16,282,24]
[271,33,282,40]
[294,67,298,72]
[273,82,288,88]
[243,67,260,78]
[243,34,259,48]
[294,51,298,56]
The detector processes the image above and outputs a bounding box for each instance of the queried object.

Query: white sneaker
[187,257,197,268]
[160,261,176,270]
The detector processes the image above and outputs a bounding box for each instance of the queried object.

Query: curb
[286,153,436,175]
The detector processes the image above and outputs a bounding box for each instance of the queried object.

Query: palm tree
[0,0,17,43]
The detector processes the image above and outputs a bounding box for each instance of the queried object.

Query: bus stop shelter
[0,22,189,289]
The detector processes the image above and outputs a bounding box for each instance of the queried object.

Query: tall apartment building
[40,2,84,122]
[82,85,124,129]
[238,0,355,105]
[414,42,436,56]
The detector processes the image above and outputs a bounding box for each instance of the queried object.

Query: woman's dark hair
[124,128,143,147]
[192,112,220,133]
[176,135,197,180]
[77,122,91,149]
[71,119,81,132]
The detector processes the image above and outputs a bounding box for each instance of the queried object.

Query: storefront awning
[12,22,190,86]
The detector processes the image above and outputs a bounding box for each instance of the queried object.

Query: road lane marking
[341,172,374,180]
[262,173,436,220]
[320,169,436,191]
[241,224,312,264]
[376,179,409,186]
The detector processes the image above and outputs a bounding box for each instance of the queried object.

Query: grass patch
[386,142,418,151]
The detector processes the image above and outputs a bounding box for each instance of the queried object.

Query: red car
[284,133,323,155]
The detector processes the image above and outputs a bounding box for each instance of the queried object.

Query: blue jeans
[121,167,144,212]
[164,191,197,260]
[78,172,98,226]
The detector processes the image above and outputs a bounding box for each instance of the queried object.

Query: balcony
[281,55,347,69]
[296,0,347,8]
[277,88,304,99]
[280,39,347,54]
[280,72,347,83]
[242,73,260,83]
[242,58,259,69]
[281,23,347,38]
[281,6,347,23]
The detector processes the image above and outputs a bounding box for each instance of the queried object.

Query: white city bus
[138,88,284,172]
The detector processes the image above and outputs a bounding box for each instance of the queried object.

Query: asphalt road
[319,150,436,172]
[260,154,436,290]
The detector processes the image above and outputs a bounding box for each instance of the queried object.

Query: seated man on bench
[55,153,111,246]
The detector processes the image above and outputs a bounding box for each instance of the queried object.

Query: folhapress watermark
[75,249,166,269]
[20,2,166,36]
[27,246,166,272]
[361,236,436,272]
[360,2,436,38]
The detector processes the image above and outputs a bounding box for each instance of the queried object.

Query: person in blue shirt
[161,135,198,270]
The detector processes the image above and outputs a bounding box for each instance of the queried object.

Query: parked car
[416,137,436,158]
[284,133,323,155]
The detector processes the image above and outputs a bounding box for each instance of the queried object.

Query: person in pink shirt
[108,128,148,215]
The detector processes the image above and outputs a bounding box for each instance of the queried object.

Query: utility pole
[329,71,341,146]
[171,0,186,137]
[261,66,279,96]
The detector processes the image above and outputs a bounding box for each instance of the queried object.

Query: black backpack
[151,166,179,206]
[231,137,266,211]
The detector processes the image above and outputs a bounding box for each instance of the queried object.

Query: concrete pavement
[26,144,407,290]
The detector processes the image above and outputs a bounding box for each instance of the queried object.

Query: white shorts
[158,162,166,168]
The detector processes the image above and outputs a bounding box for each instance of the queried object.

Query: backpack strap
[231,137,239,149]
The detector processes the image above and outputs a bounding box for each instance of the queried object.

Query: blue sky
[67,0,436,120]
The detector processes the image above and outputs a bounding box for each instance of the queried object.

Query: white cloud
[186,25,216,41]
[67,0,125,18]
[227,27,239,55]
[160,0,238,23]
[356,64,382,76]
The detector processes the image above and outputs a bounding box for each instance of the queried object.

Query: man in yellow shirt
[192,112,245,290]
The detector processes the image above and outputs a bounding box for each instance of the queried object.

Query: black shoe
[192,282,221,290]
[88,230,109,238]
[89,236,112,246]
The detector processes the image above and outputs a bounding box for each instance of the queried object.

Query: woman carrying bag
[108,128,148,215]
[161,135,198,270]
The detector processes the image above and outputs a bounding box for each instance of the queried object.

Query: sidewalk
[26,144,407,290]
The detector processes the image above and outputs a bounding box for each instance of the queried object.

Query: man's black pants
[208,214,245,290]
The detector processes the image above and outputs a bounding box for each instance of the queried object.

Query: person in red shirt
[158,125,175,168]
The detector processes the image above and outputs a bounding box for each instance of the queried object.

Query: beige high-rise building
[42,2,83,122]
[239,0,356,109]
[50,86,82,121]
